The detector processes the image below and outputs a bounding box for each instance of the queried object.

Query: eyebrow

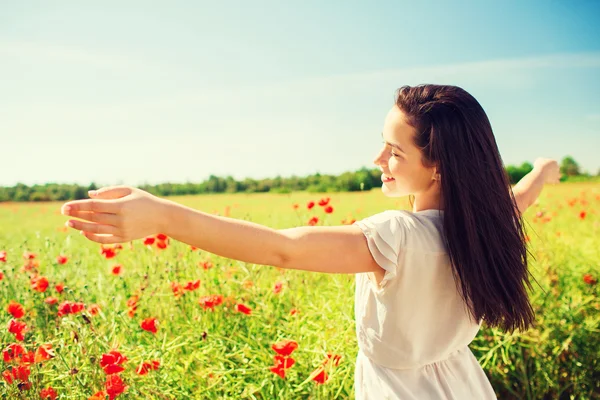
[381,132,406,154]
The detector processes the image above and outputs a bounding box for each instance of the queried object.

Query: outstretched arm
[511,158,560,215]
[61,187,383,275]
[164,200,381,274]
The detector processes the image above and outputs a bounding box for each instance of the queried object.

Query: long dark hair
[395,84,539,334]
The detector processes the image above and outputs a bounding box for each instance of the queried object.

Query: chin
[380,185,408,198]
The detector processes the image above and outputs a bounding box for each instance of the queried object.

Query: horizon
[2,1,599,187]
[0,154,594,189]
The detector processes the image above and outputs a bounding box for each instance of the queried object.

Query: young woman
[61,84,560,399]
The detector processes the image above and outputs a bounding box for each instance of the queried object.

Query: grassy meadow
[0,182,598,399]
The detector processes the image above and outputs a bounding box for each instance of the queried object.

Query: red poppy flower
[143,236,155,246]
[270,354,295,379]
[88,304,101,316]
[126,295,139,308]
[21,350,35,364]
[308,216,319,226]
[579,211,587,220]
[324,206,334,214]
[140,317,158,334]
[55,282,65,293]
[290,308,298,316]
[111,265,122,275]
[23,251,36,260]
[35,344,54,363]
[103,364,125,375]
[57,302,73,316]
[101,350,128,368]
[156,240,168,250]
[3,364,30,384]
[236,303,252,315]
[171,282,184,298]
[57,301,85,317]
[322,353,342,367]
[40,387,58,399]
[31,276,49,292]
[126,295,139,318]
[292,204,299,210]
[45,297,58,305]
[0,250,6,262]
[273,282,283,294]
[89,391,108,400]
[271,339,298,356]
[136,360,160,375]
[273,355,295,369]
[307,201,315,210]
[309,365,328,384]
[270,365,286,379]
[0,272,3,281]
[3,343,26,363]
[56,255,68,265]
[318,197,330,206]
[105,373,126,398]
[22,258,39,272]
[8,319,27,341]
[201,261,213,270]
[7,301,25,319]
[73,302,85,313]
[156,233,168,241]
[183,280,201,291]
[198,295,224,310]
[583,274,597,285]
[2,370,13,384]
[100,246,117,259]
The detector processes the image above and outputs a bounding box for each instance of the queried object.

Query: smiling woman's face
[374,105,438,199]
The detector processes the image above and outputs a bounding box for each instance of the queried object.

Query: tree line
[0,156,595,202]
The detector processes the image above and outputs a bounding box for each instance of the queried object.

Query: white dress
[352,209,497,400]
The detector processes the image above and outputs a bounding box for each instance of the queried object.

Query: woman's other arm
[512,158,561,215]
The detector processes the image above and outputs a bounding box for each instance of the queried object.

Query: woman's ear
[432,167,441,181]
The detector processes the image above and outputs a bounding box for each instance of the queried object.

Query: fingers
[80,232,125,244]
[62,199,122,215]
[66,210,120,226]
[66,219,121,236]
[90,186,132,200]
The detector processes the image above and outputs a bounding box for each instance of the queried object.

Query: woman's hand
[533,157,561,184]
[60,186,170,244]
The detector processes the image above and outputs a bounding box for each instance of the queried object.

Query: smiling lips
[382,175,395,183]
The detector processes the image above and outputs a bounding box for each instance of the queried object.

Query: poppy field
[0,183,598,399]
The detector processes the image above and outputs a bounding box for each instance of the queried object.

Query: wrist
[157,198,175,236]
[531,165,548,183]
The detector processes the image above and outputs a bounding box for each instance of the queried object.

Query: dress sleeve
[352,211,406,288]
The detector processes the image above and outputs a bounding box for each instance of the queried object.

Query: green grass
[0,184,598,399]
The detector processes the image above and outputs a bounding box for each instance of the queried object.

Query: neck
[412,182,443,212]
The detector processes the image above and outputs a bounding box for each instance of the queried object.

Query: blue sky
[1,0,599,187]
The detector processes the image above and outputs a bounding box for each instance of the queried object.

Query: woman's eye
[381,141,400,158]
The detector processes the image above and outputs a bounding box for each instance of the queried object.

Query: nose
[373,146,388,167]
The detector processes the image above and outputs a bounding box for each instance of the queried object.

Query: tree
[560,156,581,176]
[505,162,533,184]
